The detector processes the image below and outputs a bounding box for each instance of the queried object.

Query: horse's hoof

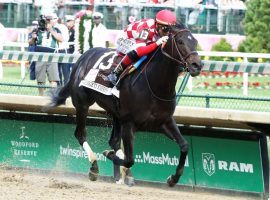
[89,160,99,181]
[102,150,115,160]
[89,171,98,181]
[125,176,135,187]
[116,178,125,185]
[167,175,177,187]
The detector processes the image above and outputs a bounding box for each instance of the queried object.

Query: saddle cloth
[79,51,121,98]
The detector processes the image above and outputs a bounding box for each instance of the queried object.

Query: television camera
[32,15,50,33]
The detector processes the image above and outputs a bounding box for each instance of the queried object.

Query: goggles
[157,24,170,33]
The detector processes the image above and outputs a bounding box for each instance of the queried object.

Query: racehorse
[44,22,202,187]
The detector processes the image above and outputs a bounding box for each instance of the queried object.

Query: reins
[144,60,176,102]
[132,46,176,102]
[132,28,198,102]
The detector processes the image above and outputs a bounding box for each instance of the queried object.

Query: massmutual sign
[135,152,189,167]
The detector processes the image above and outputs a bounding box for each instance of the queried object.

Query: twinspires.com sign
[0,119,264,193]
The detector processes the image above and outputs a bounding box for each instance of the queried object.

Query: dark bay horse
[45,23,202,187]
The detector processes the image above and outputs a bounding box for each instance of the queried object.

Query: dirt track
[0,167,260,200]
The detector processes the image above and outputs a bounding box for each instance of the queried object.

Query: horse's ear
[175,21,186,30]
[169,24,176,34]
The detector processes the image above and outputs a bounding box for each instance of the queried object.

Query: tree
[242,0,270,53]
[210,38,234,61]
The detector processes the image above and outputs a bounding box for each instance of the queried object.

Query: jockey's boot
[107,63,124,86]
[108,51,138,86]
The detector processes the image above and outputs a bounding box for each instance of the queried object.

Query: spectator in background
[66,15,75,54]
[188,0,204,26]
[128,6,140,24]
[55,16,70,85]
[56,0,65,20]
[206,0,218,7]
[28,20,39,80]
[34,13,62,96]
[92,12,109,48]
[128,16,137,24]
[35,0,57,16]
[66,15,76,78]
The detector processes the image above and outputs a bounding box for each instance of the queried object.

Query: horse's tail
[43,62,77,112]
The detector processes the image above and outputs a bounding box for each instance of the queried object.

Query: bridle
[160,29,198,70]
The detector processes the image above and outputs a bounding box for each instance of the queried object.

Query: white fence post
[187,76,193,92]
[243,57,248,96]
[20,61,25,79]
[0,44,2,79]
[0,61,2,80]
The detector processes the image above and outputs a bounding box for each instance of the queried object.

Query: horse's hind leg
[74,104,98,181]
[162,117,188,187]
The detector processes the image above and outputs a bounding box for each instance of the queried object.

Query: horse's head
[163,23,202,77]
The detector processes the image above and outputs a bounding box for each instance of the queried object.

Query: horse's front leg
[75,105,98,181]
[108,117,124,183]
[162,117,188,187]
[121,122,135,168]
[104,119,135,186]
[104,122,135,168]
[104,121,135,186]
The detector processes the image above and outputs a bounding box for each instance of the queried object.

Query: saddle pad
[79,51,119,98]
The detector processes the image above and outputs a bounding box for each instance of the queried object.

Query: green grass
[177,73,270,97]
[2,65,35,83]
[176,73,270,111]
[0,65,51,95]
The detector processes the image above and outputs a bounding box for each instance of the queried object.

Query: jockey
[107,9,177,85]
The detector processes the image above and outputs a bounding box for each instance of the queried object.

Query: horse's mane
[171,21,187,32]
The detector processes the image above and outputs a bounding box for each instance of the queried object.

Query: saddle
[79,52,133,97]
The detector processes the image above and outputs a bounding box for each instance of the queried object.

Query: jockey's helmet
[155,10,176,26]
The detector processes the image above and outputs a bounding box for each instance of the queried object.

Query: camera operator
[34,13,63,96]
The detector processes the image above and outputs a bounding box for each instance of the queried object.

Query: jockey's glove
[156,36,169,46]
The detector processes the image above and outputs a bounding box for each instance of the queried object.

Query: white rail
[193,51,270,96]
[198,51,270,59]
[1,45,269,96]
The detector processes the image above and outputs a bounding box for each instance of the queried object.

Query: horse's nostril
[189,63,202,77]
[192,62,202,70]
[191,63,198,69]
